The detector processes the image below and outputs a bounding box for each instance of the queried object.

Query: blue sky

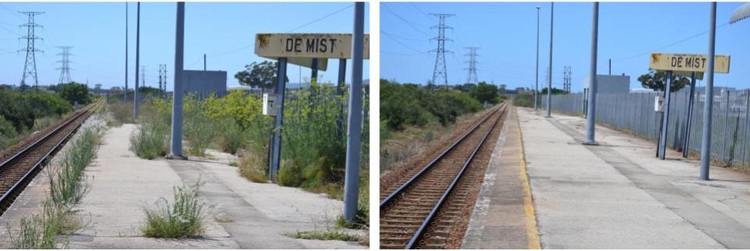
[0,2,369,90]
[381,2,750,92]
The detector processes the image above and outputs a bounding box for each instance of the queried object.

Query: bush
[129,121,168,160]
[238,148,268,183]
[107,100,134,125]
[217,118,244,155]
[278,160,303,187]
[141,182,206,238]
[513,92,535,107]
[184,109,214,157]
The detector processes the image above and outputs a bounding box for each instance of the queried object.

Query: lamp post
[545,2,554,118]
[535,6,540,112]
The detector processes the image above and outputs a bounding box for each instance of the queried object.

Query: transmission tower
[158,64,167,93]
[430,13,454,87]
[464,47,479,84]
[563,66,572,92]
[18,11,44,87]
[57,46,73,84]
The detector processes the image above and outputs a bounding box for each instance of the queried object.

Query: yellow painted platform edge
[516,107,542,249]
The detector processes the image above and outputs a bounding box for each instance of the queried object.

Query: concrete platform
[1,123,365,249]
[517,107,750,248]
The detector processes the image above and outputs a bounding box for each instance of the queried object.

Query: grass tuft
[141,181,206,238]
[129,122,168,160]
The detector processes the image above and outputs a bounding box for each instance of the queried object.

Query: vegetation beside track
[380,79,506,173]
[141,182,206,238]
[9,115,105,248]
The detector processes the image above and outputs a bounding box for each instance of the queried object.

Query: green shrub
[141,182,206,238]
[129,121,168,160]
[218,118,244,155]
[513,92,535,107]
[184,112,214,157]
[278,160,303,187]
[238,149,269,183]
[107,101,134,125]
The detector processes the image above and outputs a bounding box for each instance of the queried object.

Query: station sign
[255,33,370,60]
[649,53,730,73]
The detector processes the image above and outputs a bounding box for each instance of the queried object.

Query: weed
[129,121,168,160]
[141,182,206,238]
[238,148,268,183]
[217,118,244,155]
[107,100,134,125]
[285,230,361,242]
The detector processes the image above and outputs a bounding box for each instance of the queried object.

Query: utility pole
[57,46,73,84]
[141,65,146,88]
[585,2,599,145]
[125,3,128,102]
[18,11,44,88]
[168,2,186,160]
[430,13,454,87]
[545,2,554,118]
[700,2,717,180]
[535,6,541,112]
[134,1,141,118]
[464,47,479,84]
[343,1,365,223]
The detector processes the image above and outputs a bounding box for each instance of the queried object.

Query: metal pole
[700,2,717,180]
[659,71,673,160]
[270,58,288,180]
[683,72,697,157]
[125,2,128,102]
[203,53,206,71]
[337,58,347,96]
[723,90,730,162]
[585,2,599,145]
[168,2,186,160]
[545,2,554,118]
[534,6,540,112]
[608,58,611,75]
[343,1,365,222]
[311,58,319,82]
[134,1,140,118]
[742,90,750,164]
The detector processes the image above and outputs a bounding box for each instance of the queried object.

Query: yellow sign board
[255,33,370,60]
[649,53,730,73]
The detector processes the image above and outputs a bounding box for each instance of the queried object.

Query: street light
[546,2,554,118]
[535,6,540,112]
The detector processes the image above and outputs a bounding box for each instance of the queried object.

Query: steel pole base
[166,154,188,160]
[583,141,598,146]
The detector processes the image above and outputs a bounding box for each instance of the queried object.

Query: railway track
[0,102,100,217]
[380,102,509,249]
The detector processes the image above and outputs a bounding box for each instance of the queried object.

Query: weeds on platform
[49,127,100,207]
[141,181,206,238]
[129,120,169,160]
[184,100,214,157]
[9,204,60,249]
[106,100,134,126]
[285,230,363,243]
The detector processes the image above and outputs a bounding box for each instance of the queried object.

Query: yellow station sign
[650,53,730,73]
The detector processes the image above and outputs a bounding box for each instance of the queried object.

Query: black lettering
[294,38,302,53]
[671,57,679,67]
[685,57,693,68]
[285,38,294,52]
[320,39,327,52]
[306,39,315,53]
[700,58,707,69]
[677,57,683,67]
[329,39,337,53]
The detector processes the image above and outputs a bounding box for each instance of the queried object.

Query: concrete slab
[519,107,750,248]
[1,121,365,249]
[463,107,539,249]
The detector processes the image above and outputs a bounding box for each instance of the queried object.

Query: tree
[235,61,288,92]
[637,69,690,92]
[471,82,500,104]
[540,87,569,95]
[59,82,90,105]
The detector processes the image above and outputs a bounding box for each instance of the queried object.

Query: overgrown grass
[107,100,134,126]
[285,230,362,242]
[10,124,104,248]
[141,182,206,238]
[238,147,269,183]
[184,110,214,157]
[217,118,244,155]
[129,121,169,160]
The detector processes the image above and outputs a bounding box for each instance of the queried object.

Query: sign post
[343,2,365,222]
[649,49,730,177]
[257,33,369,179]
[682,72,697,157]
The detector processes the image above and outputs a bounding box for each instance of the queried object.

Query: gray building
[183,70,227,98]
[584,74,630,93]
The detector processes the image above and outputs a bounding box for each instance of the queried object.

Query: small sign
[255,33,370,59]
[262,93,268,115]
[650,53,730,73]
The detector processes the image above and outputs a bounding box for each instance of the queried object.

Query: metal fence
[542,90,750,166]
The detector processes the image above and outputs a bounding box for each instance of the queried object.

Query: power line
[615,22,731,62]
[381,31,428,54]
[0,3,25,21]
[383,4,431,36]
[380,30,426,41]
[409,3,433,20]
[287,4,352,32]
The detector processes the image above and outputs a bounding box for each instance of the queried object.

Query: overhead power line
[287,4,352,32]
[615,22,730,62]
[383,4,431,36]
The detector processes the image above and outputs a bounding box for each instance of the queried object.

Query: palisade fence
[542,90,750,167]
